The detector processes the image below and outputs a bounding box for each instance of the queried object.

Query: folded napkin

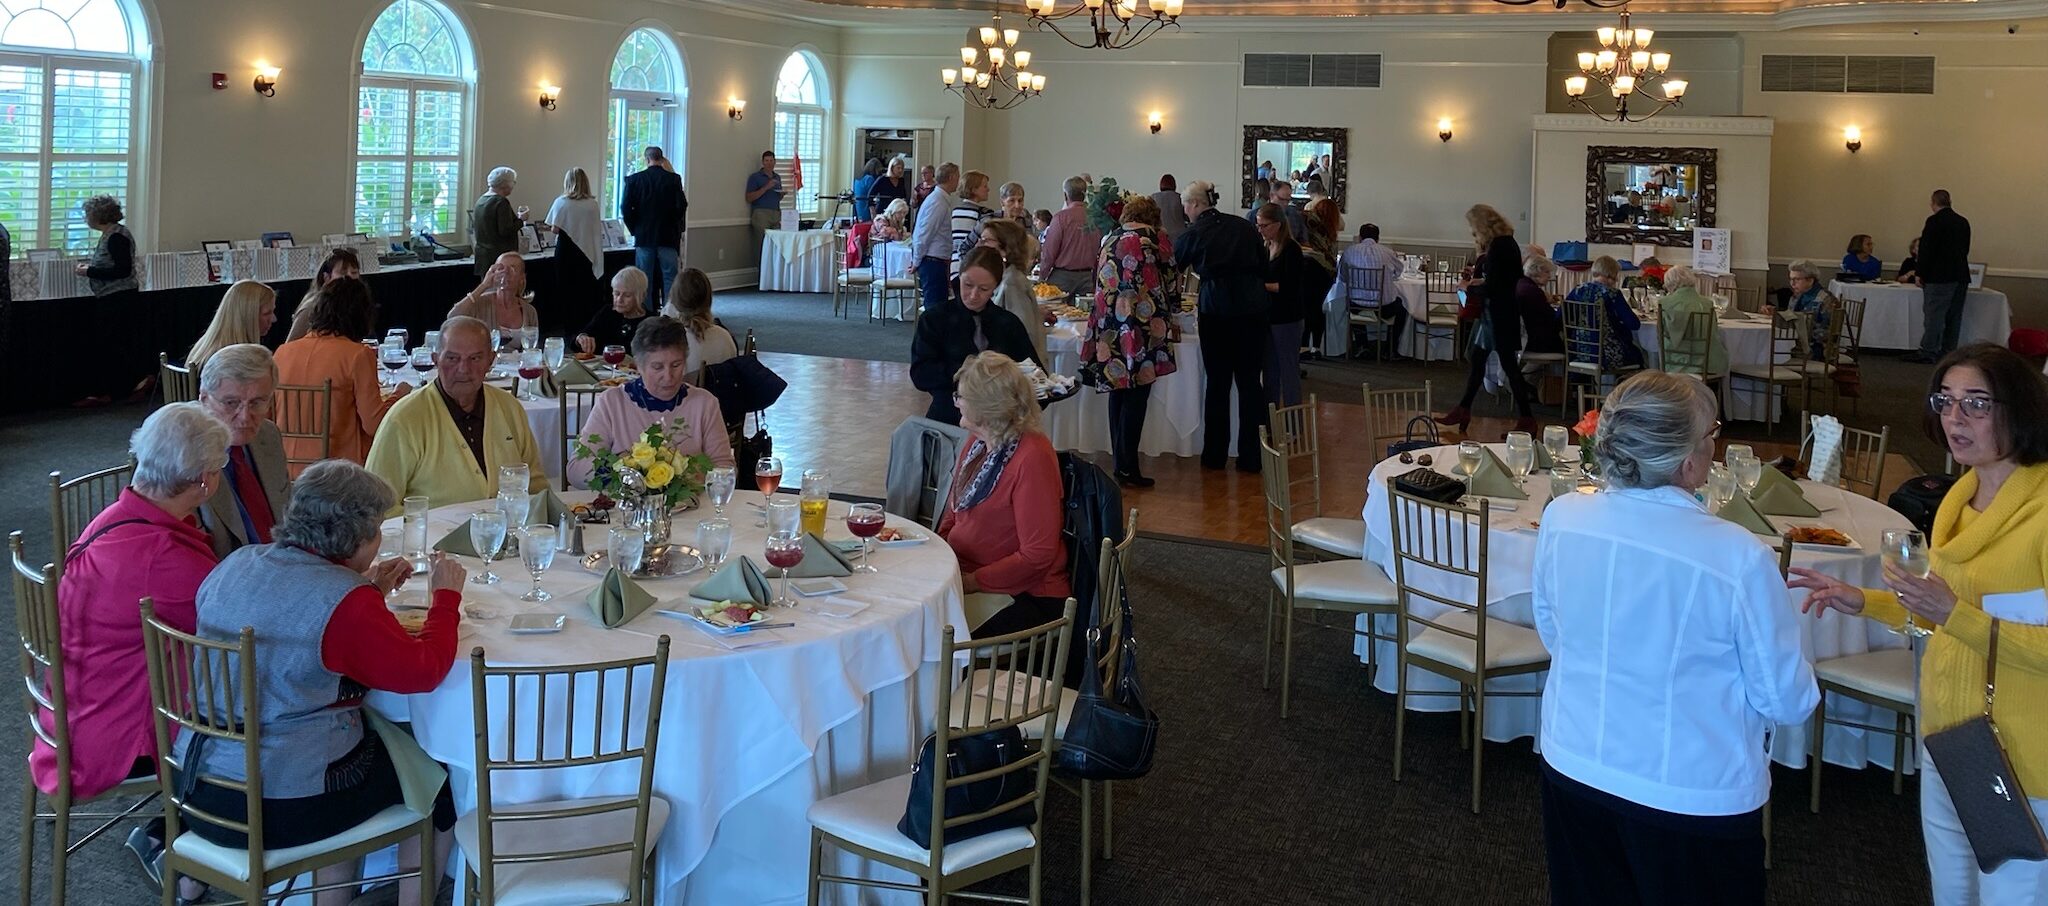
[689,556,771,604]
[365,712,447,818]
[782,533,855,578]
[585,566,658,628]
[433,517,485,557]
[1533,442,1555,470]
[1465,447,1529,500]
[1750,466,1820,517]
[554,358,600,388]
[1717,493,1778,536]
[498,489,569,527]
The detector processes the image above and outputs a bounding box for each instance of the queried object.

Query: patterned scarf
[951,436,1021,513]
[623,377,686,412]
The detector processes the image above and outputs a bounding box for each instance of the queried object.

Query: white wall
[1531,115,1774,271]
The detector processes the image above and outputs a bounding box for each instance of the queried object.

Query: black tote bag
[1054,548,1160,781]
[897,725,1037,848]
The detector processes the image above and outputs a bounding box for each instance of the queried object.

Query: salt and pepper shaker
[560,510,584,557]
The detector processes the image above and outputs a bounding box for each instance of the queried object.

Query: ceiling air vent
[1244,53,1312,87]
[1245,53,1381,88]
[1762,54,1933,94]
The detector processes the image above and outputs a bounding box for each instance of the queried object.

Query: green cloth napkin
[554,358,600,387]
[497,489,568,527]
[1465,447,1529,500]
[365,712,447,818]
[585,566,658,629]
[689,556,771,604]
[1749,467,1821,517]
[433,518,483,557]
[1717,493,1778,536]
[782,533,854,578]
[1533,442,1555,470]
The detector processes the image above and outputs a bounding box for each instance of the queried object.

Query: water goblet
[470,510,507,585]
[608,526,646,576]
[1706,463,1735,512]
[402,495,431,574]
[696,518,732,567]
[1503,432,1535,482]
[846,503,885,574]
[766,495,800,537]
[520,326,541,353]
[1730,451,1764,498]
[1541,425,1570,465]
[518,524,556,601]
[498,463,532,499]
[543,336,566,371]
[1548,465,1579,500]
[424,330,442,355]
[705,466,737,517]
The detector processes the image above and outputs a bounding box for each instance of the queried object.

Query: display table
[1830,280,2011,351]
[758,230,839,293]
[369,490,969,905]
[1354,445,1917,773]
[1041,313,1230,458]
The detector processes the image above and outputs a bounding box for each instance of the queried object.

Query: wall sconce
[727,98,746,120]
[1147,111,1162,134]
[1437,117,1454,143]
[1843,125,1862,153]
[537,84,560,111]
[253,64,280,97]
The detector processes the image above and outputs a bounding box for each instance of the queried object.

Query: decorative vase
[628,498,672,548]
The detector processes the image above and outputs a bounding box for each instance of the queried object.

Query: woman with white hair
[543,166,605,311]
[471,165,527,276]
[1656,265,1729,377]
[185,460,463,906]
[576,265,654,354]
[872,198,911,244]
[185,280,279,370]
[1768,259,1839,360]
[1533,371,1817,905]
[997,181,1030,226]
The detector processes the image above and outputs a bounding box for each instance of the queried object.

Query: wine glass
[764,531,805,606]
[754,456,784,526]
[1706,463,1735,512]
[386,327,410,349]
[489,328,504,354]
[411,347,437,377]
[516,349,546,400]
[1456,441,1483,478]
[608,526,646,576]
[1730,451,1764,498]
[706,466,737,516]
[499,463,531,499]
[766,496,800,537]
[520,326,540,353]
[424,330,442,355]
[602,344,628,373]
[846,503,885,574]
[1503,432,1535,482]
[518,524,556,601]
[1882,528,1935,634]
[695,518,732,567]
[470,510,507,585]
[1541,425,1570,465]
[543,336,566,371]
[378,340,408,388]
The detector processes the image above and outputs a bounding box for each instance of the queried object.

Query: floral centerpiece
[571,420,712,533]
[1573,407,1601,477]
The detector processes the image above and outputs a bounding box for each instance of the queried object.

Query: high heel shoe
[1434,406,1472,432]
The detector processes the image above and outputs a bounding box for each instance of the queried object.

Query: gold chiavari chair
[1798,416,1889,501]
[272,380,333,474]
[1413,271,1463,365]
[1364,381,1434,456]
[461,640,673,905]
[1340,263,1392,359]
[48,463,132,568]
[1387,487,1550,813]
[1807,642,1916,814]
[1269,397,1364,560]
[1730,311,1813,436]
[1563,296,1642,416]
[557,386,605,492]
[832,230,876,320]
[158,353,197,405]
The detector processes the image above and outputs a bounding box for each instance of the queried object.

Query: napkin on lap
[433,519,481,557]
[784,533,854,578]
[689,557,770,604]
[1750,467,1821,517]
[554,358,600,387]
[586,567,657,628]
[1465,447,1530,500]
[1717,493,1778,536]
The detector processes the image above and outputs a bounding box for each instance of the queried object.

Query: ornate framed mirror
[1584,145,1717,247]
[1242,125,1347,211]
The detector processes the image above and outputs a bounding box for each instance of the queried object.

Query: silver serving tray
[579,544,707,580]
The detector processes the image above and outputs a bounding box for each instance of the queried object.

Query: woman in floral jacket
[1082,195,1177,488]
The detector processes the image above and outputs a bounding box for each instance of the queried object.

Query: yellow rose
[645,461,675,488]
[629,443,657,469]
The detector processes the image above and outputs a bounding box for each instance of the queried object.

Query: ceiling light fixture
[940,13,1045,110]
[1024,0,1183,52]
[1562,10,1687,123]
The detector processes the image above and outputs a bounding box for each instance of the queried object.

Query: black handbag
[897,725,1037,848]
[1055,547,1159,782]
[735,422,773,489]
[1392,467,1466,504]
[1922,620,2048,873]
[1887,473,1959,535]
[1385,415,1441,459]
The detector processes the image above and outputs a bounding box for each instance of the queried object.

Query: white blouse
[545,194,604,277]
[1532,485,1818,816]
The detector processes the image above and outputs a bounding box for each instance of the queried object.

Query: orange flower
[1573,408,1600,440]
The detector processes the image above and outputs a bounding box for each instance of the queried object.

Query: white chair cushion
[453,796,672,906]
[807,774,1036,875]
[171,804,425,883]
[1405,610,1550,672]
[882,277,916,289]
[1271,558,1398,606]
[841,269,876,284]
[1729,364,1805,382]
[948,672,1074,740]
[1800,360,1835,376]
[1816,648,1916,705]
[1291,517,1366,558]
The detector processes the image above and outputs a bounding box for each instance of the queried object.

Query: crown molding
[1534,114,1776,136]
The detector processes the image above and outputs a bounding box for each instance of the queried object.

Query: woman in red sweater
[938,352,1070,637]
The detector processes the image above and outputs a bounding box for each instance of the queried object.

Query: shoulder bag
[897,724,1037,848]
[1385,415,1440,460]
[1922,620,2048,873]
[1055,546,1160,781]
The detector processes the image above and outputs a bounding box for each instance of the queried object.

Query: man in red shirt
[1039,176,1100,295]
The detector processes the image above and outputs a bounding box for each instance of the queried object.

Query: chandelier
[1563,10,1688,123]
[941,15,1046,110]
[1024,0,1183,52]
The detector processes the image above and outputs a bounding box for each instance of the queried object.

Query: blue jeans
[1919,281,1969,357]
[917,255,950,313]
[636,246,679,311]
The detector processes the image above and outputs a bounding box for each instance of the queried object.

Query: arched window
[772,51,827,217]
[0,0,146,253]
[605,27,685,221]
[353,0,473,236]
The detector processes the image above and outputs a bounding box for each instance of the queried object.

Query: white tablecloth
[390,366,569,485]
[1636,313,1781,423]
[369,490,968,905]
[1042,314,1228,458]
[1354,444,1917,773]
[1320,275,1443,359]
[867,241,920,321]
[1830,280,2011,351]
[759,230,839,293]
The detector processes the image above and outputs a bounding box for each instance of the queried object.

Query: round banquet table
[758,229,839,293]
[1476,307,1784,423]
[1829,280,2011,352]
[367,490,969,905]
[387,364,571,486]
[1041,312,1236,458]
[1319,274,1445,359]
[1354,444,1918,773]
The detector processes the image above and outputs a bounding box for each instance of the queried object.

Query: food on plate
[599,376,630,387]
[1786,526,1853,547]
[572,352,598,361]
[698,600,768,626]
[1054,305,1090,321]
[392,610,428,634]
[1033,282,1067,301]
[876,527,909,542]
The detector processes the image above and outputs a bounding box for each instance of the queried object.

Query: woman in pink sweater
[567,316,736,488]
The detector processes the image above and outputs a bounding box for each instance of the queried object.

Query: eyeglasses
[209,396,272,416]
[1928,393,1995,419]
[1708,420,1723,440]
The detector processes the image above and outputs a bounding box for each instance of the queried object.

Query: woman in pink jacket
[567,317,736,489]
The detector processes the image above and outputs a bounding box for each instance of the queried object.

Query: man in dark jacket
[1173,179,1269,472]
[1907,188,1972,363]
[621,146,688,310]
[909,248,1044,425]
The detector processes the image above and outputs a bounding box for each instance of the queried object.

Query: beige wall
[1531,115,1774,272]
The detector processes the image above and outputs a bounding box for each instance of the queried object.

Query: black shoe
[1901,352,1935,364]
[126,826,162,893]
[1115,471,1156,489]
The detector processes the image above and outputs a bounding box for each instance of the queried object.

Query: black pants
[1541,764,1765,906]
[1302,311,1325,352]
[1456,308,1536,418]
[973,593,1087,687]
[1198,311,1266,468]
[183,728,455,850]
[1105,384,1153,477]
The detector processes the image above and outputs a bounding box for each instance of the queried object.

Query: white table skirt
[1637,315,1781,423]
[1353,444,1918,773]
[868,241,920,322]
[1830,280,2011,351]
[759,230,839,293]
[369,490,968,905]
[1042,315,1230,459]
[1320,275,1446,359]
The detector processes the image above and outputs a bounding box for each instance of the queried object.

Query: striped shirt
[951,201,994,274]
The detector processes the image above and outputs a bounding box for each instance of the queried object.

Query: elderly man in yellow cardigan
[367,315,548,514]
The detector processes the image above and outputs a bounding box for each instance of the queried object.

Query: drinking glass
[518,524,556,601]
[602,344,628,372]
[386,327,410,349]
[706,466,737,517]
[846,503,885,573]
[1706,464,1735,511]
[1548,466,1579,499]
[754,456,785,525]
[516,349,546,400]
[1541,425,1570,465]
[608,526,646,575]
[800,469,830,537]
[1730,451,1764,497]
[696,518,732,567]
[411,347,437,376]
[766,495,800,538]
[424,330,442,355]
[379,340,408,388]
[402,495,430,573]
[1456,441,1483,478]
[489,329,504,354]
[1503,432,1535,482]
[543,336,566,371]
[520,326,541,353]
[470,510,507,585]
[764,531,805,606]
[499,463,532,499]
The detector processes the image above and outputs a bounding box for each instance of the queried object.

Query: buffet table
[369,490,968,904]
[1354,444,1918,773]
[758,230,839,293]
[1829,280,2011,351]
[1041,313,1232,458]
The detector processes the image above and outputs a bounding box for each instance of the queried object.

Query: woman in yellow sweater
[1793,343,2048,904]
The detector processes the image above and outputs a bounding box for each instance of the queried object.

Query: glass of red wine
[378,340,408,388]
[846,502,885,573]
[516,350,546,400]
[764,530,804,606]
[602,344,627,375]
[754,456,783,526]
[411,347,436,376]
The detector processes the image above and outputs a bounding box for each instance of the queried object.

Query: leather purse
[1385,415,1440,460]
[897,725,1037,848]
[1055,547,1159,782]
[1922,620,2048,873]
[1392,467,1466,504]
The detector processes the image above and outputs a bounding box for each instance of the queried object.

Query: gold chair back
[1562,297,1611,373]
[1552,267,1591,301]
[1800,417,1890,500]
[273,380,333,471]
[1386,487,1492,647]
[14,531,67,778]
[1423,271,1460,315]
[1661,310,1717,379]
[1266,396,1323,525]
[1363,382,1433,457]
[1091,510,1139,688]
[140,599,267,885]
[160,353,198,405]
[556,386,604,491]
[49,463,133,562]
[932,604,1074,840]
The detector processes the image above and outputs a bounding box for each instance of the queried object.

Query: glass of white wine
[1457,441,1483,478]
[1882,529,1933,641]
[1503,432,1535,482]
